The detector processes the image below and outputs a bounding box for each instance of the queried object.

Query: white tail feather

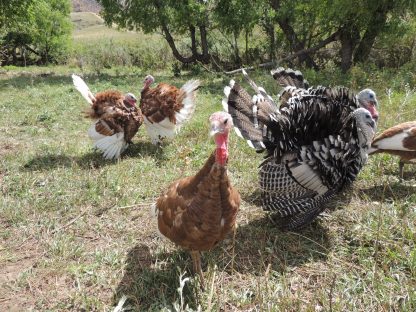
[222,99,229,113]
[144,117,176,145]
[150,202,168,240]
[87,122,107,141]
[150,203,158,218]
[72,74,95,105]
[93,132,127,159]
[175,80,200,126]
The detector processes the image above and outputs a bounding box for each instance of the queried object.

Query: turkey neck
[141,81,152,95]
[214,132,229,166]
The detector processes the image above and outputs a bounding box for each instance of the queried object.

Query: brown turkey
[72,74,143,159]
[151,111,240,286]
[140,75,200,144]
[369,121,416,178]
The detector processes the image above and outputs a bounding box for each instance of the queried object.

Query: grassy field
[69,12,174,72]
[0,64,415,311]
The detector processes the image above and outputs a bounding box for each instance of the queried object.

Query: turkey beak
[210,122,222,136]
[367,119,376,130]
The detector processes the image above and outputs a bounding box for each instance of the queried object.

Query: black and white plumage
[222,70,377,230]
[271,67,380,122]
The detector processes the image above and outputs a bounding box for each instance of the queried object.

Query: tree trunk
[245,29,249,63]
[197,25,210,64]
[353,3,392,64]
[161,24,197,64]
[232,31,241,66]
[269,0,316,68]
[339,26,359,72]
[263,20,275,61]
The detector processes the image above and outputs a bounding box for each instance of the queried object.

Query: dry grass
[0,65,415,311]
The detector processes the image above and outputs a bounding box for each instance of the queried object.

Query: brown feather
[86,90,126,119]
[403,124,416,150]
[95,120,115,136]
[84,90,144,141]
[141,83,184,124]
[156,152,240,251]
[371,121,416,176]
[372,121,416,144]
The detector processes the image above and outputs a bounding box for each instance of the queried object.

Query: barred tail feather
[176,79,200,126]
[271,67,309,89]
[223,80,266,151]
[92,132,128,160]
[275,205,323,231]
[264,189,336,230]
[72,74,95,105]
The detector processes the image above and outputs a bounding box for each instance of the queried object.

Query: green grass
[0,65,415,311]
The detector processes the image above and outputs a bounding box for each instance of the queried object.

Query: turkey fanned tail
[271,67,309,89]
[175,79,200,126]
[222,79,277,151]
[72,74,95,105]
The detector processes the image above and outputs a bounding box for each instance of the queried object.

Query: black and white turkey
[222,70,377,230]
[271,67,380,122]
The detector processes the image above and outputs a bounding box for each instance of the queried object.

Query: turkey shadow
[206,216,331,276]
[124,141,168,165]
[21,152,119,171]
[380,166,416,181]
[113,244,199,311]
[324,187,354,213]
[21,142,167,171]
[0,72,141,91]
[240,189,263,207]
[360,183,416,202]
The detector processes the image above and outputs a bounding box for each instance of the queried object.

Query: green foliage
[70,37,174,73]
[29,0,72,63]
[99,0,208,34]
[0,0,72,65]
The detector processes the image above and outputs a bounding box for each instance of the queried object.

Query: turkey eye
[224,119,228,124]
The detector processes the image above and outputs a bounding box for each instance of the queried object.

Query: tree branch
[279,30,341,62]
[23,44,40,56]
[161,24,196,64]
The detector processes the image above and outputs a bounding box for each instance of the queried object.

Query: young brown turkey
[369,121,416,178]
[271,67,380,122]
[151,112,240,286]
[72,74,143,159]
[140,75,200,145]
[222,70,376,230]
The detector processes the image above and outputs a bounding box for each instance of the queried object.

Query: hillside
[70,12,139,41]
[72,0,101,13]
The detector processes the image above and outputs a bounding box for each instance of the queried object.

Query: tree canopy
[97,0,416,71]
[0,0,72,65]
